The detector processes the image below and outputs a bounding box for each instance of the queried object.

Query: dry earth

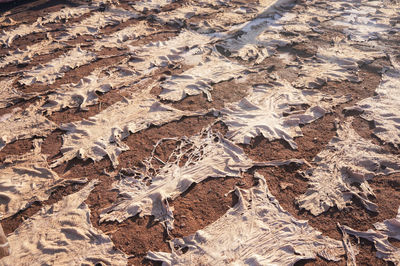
[0,0,400,265]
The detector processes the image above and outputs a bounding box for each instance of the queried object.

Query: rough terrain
[0,0,399,265]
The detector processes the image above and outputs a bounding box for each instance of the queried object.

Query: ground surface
[0,0,400,265]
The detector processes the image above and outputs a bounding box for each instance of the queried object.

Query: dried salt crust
[18,47,97,86]
[131,0,173,12]
[154,0,292,33]
[328,1,400,42]
[0,38,64,69]
[0,225,9,260]
[0,141,86,219]
[338,225,358,266]
[0,79,35,109]
[221,12,296,62]
[291,44,382,89]
[0,4,96,47]
[297,120,400,216]
[220,78,351,148]
[40,66,115,114]
[221,1,387,88]
[91,20,153,51]
[200,0,295,33]
[59,7,138,41]
[0,15,148,70]
[159,55,246,102]
[154,5,216,26]
[147,173,345,265]
[0,0,398,263]
[128,30,215,70]
[0,181,128,266]
[0,104,56,151]
[51,92,206,168]
[0,8,144,70]
[349,67,400,148]
[100,130,306,229]
[26,31,217,161]
[342,206,400,264]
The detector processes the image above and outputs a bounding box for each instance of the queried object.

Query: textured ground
[0,0,400,265]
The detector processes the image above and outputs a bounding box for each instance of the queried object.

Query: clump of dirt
[171,172,255,238]
[0,139,33,162]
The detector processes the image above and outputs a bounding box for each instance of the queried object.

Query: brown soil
[0,138,33,162]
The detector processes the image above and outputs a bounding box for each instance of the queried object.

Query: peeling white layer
[292,50,358,89]
[147,174,344,265]
[154,5,216,26]
[192,0,294,33]
[128,30,215,70]
[343,207,400,264]
[159,55,246,101]
[221,10,297,62]
[91,20,152,51]
[40,58,145,114]
[221,79,350,148]
[0,141,86,219]
[51,91,205,168]
[374,206,400,241]
[0,224,9,260]
[0,5,96,47]
[100,130,254,226]
[292,44,385,89]
[60,7,138,40]
[42,31,215,114]
[0,38,64,69]
[298,120,400,216]
[0,181,128,266]
[0,104,57,151]
[338,224,358,266]
[41,67,113,113]
[329,1,399,42]
[350,68,400,148]
[0,10,141,69]
[18,47,97,86]
[220,0,386,84]
[132,0,173,12]
[0,79,35,109]
[100,129,306,227]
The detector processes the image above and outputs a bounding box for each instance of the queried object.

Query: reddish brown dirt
[171,172,255,238]
[0,139,33,162]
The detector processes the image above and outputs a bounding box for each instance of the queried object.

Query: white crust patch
[0,181,128,266]
[147,174,345,265]
[297,120,400,216]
